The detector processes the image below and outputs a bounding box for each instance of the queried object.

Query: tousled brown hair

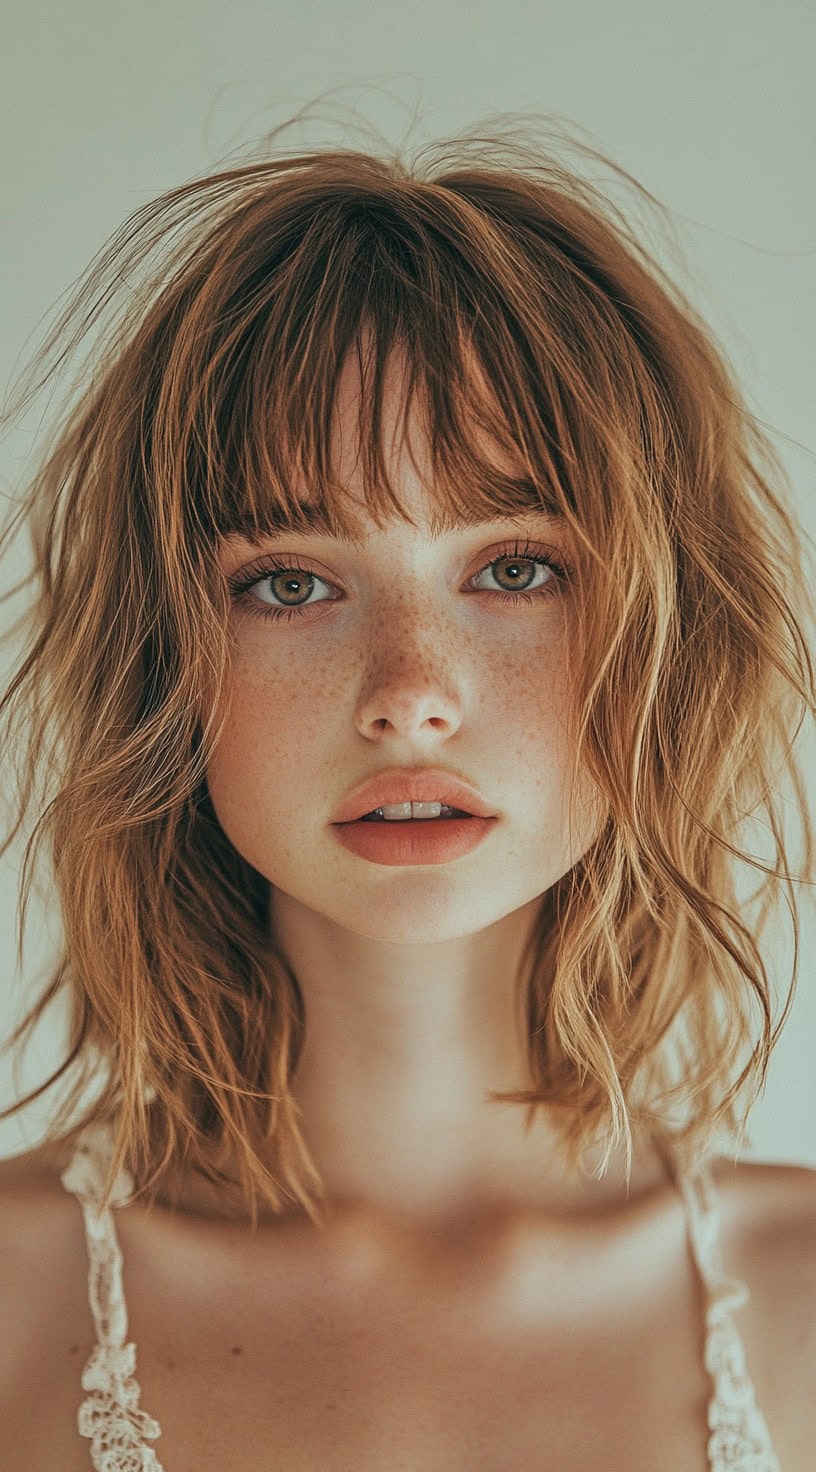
[1,114,814,1226]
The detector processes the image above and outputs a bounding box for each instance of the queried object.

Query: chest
[35,1205,718,1472]
[129,1301,712,1472]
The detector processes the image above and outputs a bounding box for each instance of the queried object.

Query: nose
[353,635,464,741]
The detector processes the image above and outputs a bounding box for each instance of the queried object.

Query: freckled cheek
[496,640,601,853]
[495,639,572,743]
[202,655,348,863]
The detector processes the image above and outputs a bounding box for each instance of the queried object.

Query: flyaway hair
[0,112,814,1227]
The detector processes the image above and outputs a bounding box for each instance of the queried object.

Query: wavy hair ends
[0,113,814,1225]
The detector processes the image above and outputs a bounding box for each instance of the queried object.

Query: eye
[226,557,337,623]
[469,542,567,603]
[226,539,573,624]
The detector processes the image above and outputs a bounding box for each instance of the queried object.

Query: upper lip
[331,767,497,823]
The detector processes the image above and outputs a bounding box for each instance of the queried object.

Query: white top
[59,1118,782,1472]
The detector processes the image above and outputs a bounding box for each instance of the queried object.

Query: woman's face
[207,351,603,944]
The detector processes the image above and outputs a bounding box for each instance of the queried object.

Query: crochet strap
[60,1121,165,1472]
[677,1158,781,1472]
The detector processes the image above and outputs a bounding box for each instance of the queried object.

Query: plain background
[0,0,813,1164]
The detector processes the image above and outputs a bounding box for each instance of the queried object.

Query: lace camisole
[58,1119,782,1472]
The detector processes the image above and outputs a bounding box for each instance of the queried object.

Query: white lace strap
[678,1160,781,1472]
[60,1121,165,1472]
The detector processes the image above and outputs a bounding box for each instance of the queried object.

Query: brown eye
[227,540,572,624]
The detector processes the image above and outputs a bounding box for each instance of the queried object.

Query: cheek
[203,664,303,855]
[495,636,572,762]
[202,644,349,874]
[501,640,603,855]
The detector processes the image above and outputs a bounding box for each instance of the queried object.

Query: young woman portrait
[0,117,814,1472]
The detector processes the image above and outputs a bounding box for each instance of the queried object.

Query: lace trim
[60,1121,165,1472]
[676,1157,781,1472]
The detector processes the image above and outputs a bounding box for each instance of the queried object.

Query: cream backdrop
[0,0,813,1163]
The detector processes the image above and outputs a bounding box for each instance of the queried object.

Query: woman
[0,118,813,1471]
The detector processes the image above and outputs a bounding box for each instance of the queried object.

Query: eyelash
[226,539,574,624]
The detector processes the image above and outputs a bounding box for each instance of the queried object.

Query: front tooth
[379,801,443,820]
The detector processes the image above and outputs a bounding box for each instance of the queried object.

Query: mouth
[331,769,496,825]
[356,804,474,822]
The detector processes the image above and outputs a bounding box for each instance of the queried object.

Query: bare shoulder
[0,1131,82,1246]
[710,1152,816,1256]
[0,1130,89,1263]
[0,1136,102,1465]
[710,1152,816,1314]
[0,1136,86,1358]
[0,1133,77,1192]
[708,1154,816,1469]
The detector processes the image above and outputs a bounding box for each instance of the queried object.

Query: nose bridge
[363,545,451,641]
[354,576,465,734]
[364,611,448,693]
[368,548,478,662]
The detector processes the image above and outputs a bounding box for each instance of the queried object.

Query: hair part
[1,113,814,1226]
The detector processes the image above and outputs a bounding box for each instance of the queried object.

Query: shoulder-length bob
[1,117,814,1227]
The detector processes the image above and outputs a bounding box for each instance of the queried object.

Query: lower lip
[331,816,497,866]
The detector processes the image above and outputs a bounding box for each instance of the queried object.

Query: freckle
[231,1345,243,1355]
[69,1343,79,1355]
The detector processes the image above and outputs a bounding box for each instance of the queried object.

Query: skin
[204,342,665,1238]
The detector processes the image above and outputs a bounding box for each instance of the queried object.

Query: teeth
[376,801,445,820]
